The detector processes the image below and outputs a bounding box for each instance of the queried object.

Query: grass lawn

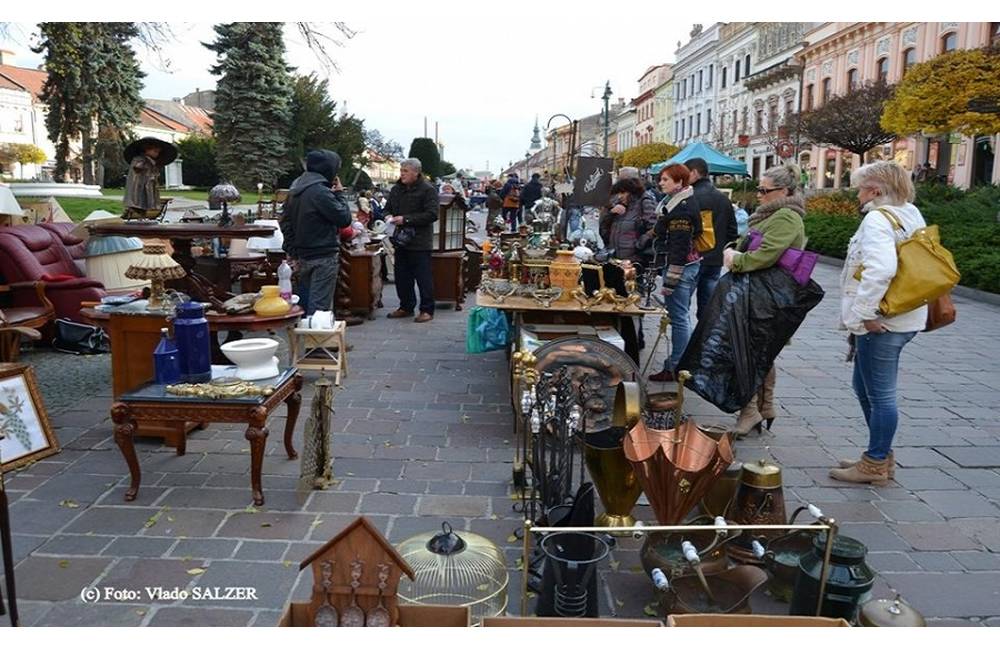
[100,188,275,202]
[56,197,128,222]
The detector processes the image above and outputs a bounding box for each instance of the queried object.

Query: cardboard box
[482,616,661,627]
[666,614,850,627]
[280,602,470,627]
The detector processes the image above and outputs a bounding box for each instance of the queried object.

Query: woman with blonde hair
[722,163,807,436]
[830,161,926,486]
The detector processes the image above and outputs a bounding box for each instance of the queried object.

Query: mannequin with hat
[123,137,178,218]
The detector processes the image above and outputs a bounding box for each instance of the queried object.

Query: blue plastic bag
[466,307,510,353]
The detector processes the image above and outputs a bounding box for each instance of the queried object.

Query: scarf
[748,194,806,228]
[657,185,694,215]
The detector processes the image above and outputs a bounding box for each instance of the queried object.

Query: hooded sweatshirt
[280,150,352,260]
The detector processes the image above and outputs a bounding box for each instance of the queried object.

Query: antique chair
[0,226,105,322]
[0,281,53,362]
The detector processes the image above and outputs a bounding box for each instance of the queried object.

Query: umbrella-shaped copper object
[624,372,734,525]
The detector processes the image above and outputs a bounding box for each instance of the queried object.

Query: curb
[816,255,1000,307]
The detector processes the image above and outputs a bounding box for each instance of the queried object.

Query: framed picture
[0,363,60,472]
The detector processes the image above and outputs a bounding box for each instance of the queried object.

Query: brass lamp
[124,244,186,309]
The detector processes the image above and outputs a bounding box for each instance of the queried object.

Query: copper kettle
[725,458,787,565]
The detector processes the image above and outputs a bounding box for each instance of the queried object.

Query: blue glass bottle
[153,328,181,385]
[173,302,212,383]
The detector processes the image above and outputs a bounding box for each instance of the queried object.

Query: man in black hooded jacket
[280,150,353,315]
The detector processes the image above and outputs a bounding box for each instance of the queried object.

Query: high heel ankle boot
[757,368,777,429]
[732,402,764,439]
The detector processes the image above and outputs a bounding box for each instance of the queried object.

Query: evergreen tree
[34,22,145,184]
[205,22,293,188]
[408,137,441,179]
[176,133,220,187]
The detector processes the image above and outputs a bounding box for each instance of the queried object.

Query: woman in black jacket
[648,163,702,383]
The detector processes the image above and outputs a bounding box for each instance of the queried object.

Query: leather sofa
[0,225,105,322]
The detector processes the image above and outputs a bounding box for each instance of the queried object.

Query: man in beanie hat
[280,150,353,315]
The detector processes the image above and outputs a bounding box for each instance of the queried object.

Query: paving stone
[950,551,1000,571]
[331,458,404,479]
[403,461,471,481]
[893,523,982,551]
[35,534,114,556]
[25,472,118,505]
[35,602,148,627]
[13,555,113,600]
[359,493,418,515]
[424,481,466,495]
[97,558,204,603]
[143,509,226,538]
[234,541,288,561]
[917,490,1000,517]
[102,536,176,558]
[944,469,1000,488]
[837,523,911,551]
[883,573,1000,618]
[217,512,317,540]
[373,444,439,461]
[169,538,240,559]
[387,516,463,543]
[64,506,163,536]
[148,607,254,626]
[867,551,921,572]
[304,491,361,513]
[934,446,1000,468]
[911,551,965,572]
[875,500,946,523]
[376,479,427,494]
[769,445,836,467]
[464,482,512,497]
[307,514,390,542]
[189,560,299,610]
[806,501,885,523]
[417,495,490,517]
[7,498,91,535]
[892,468,967,490]
[951,518,1000,552]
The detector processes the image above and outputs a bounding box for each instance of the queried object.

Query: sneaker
[387,309,414,319]
[414,312,434,323]
[648,370,675,383]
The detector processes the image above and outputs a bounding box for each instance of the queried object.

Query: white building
[712,23,756,160]
[615,104,637,154]
[672,24,722,148]
[652,69,675,145]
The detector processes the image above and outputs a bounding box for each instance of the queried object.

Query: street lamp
[546,114,578,179]
[591,81,613,157]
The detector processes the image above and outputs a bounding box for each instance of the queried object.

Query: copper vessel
[859,594,926,627]
[639,523,730,580]
[726,459,787,565]
[699,460,742,519]
[643,391,677,430]
[658,565,769,615]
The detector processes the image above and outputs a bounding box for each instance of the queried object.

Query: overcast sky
[1,5,988,174]
[1,20,692,173]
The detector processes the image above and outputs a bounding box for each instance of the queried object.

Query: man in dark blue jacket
[280,150,353,315]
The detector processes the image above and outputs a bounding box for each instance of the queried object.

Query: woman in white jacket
[830,161,927,486]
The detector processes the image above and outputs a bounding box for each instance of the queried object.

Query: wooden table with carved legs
[111,370,303,506]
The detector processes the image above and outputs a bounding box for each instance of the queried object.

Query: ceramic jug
[254,285,291,317]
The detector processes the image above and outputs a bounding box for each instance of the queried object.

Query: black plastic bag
[678,266,824,413]
[52,319,109,355]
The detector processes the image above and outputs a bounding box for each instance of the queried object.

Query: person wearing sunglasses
[722,163,807,437]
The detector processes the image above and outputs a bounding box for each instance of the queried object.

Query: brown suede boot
[838,451,895,479]
[757,368,777,428]
[731,401,764,439]
[829,453,890,486]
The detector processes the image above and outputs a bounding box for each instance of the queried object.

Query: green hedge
[803,184,1000,294]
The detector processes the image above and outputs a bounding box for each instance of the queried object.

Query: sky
[1,19,691,173]
[1,4,989,174]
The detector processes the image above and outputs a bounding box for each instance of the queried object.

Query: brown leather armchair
[0,281,54,361]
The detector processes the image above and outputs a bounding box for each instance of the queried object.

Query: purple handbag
[747,229,818,286]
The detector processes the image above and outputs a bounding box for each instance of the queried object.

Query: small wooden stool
[288,320,348,385]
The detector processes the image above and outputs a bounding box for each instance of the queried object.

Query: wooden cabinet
[431,251,466,311]
[337,246,384,320]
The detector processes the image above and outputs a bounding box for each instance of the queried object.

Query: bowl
[220,338,280,380]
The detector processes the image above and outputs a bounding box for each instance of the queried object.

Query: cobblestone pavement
[2,261,999,626]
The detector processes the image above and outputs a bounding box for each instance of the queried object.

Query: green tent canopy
[650,142,749,176]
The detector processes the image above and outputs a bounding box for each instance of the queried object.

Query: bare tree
[293,22,358,73]
[801,81,896,157]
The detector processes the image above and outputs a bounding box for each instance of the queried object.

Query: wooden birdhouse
[296,516,414,627]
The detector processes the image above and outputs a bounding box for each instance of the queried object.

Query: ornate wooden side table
[111,369,303,506]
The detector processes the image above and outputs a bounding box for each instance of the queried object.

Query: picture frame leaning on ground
[0,363,60,472]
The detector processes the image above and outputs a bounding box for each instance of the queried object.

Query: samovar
[726,458,787,565]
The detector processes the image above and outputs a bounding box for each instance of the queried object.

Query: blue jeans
[852,331,917,460]
[696,264,722,318]
[663,261,701,371]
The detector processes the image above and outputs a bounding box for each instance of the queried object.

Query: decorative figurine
[123,137,177,219]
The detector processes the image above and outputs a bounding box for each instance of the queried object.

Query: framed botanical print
[0,363,60,472]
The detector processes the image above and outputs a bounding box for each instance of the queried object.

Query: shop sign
[948,133,962,145]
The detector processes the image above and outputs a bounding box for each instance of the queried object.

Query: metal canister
[858,595,926,627]
[173,302,212,383]
[726,459,787,564]
[789,532,875,621]
[700,460,742,519]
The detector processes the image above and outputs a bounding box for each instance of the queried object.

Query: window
[785,99,794,118]
[745,54,751,77]
[822,78,832,103]
[941,32,957,53]
[735,60,741,82]
[720,112,725,134]
[688,116,693,137]
[877,57,890,84]
[805,84,814,110]
[768,105,778,131]
[732,110,738,136]
[755,109,764,135]
[698,70,703,92]
[708,64,713,88]
[722,66,727,88]
[741,107,749,132]
[696,113,701,135]
[902,48,917,74]
[992,23,1000,44]
[847,68,859,91]
[707,109,712,134]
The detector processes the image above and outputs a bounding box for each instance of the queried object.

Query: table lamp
[124,244,186,309]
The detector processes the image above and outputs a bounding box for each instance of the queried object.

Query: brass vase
[547,249,581,302]
[582,427,643,533]
[726,459,787,565]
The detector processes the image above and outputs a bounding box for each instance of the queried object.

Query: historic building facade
[712,23,756,161]
[798,22,998,189]
[634,64,672,146]
[672,23,721,147]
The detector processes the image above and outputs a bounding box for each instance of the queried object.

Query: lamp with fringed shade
[124,244,186,309]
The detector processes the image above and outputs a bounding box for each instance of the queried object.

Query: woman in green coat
[722,163,807,436]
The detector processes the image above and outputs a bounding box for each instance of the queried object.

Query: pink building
[634,64,671,146]
[798,22,999,190]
